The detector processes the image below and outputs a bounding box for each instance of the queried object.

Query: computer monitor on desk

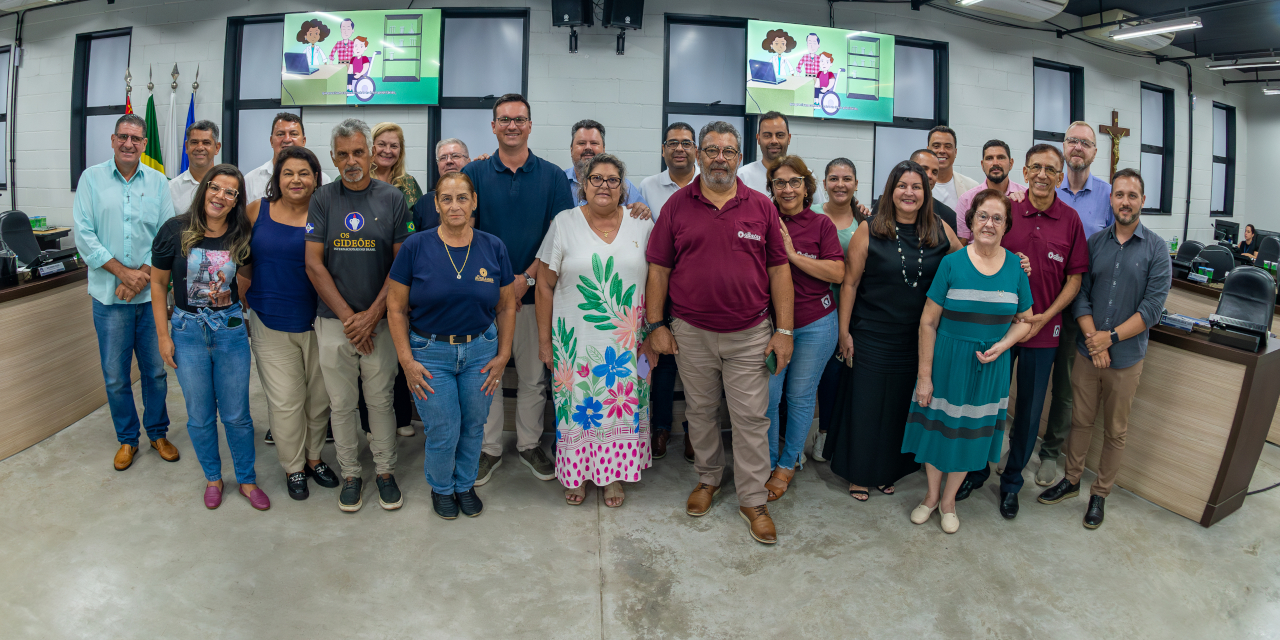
[1214,220,1239,245]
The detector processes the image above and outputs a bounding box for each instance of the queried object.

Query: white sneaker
[811,432,827,462]
[1035,459,1058,486]
[397,425,416,437]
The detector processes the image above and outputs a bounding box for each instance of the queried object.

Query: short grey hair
[576,153,628,204]
[331,118,371,152]
[435,137,469,158]
[697,121,741,150]
[114,113,145,134]
[186,120,220,144]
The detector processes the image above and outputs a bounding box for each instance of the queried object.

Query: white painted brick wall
[0,0,1256,246]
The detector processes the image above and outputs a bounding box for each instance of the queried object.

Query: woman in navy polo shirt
[762,156,845,501]
[387,172,516,520]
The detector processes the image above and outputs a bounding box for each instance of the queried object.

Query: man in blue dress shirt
[73,114,178,471]
[564,119,649,215]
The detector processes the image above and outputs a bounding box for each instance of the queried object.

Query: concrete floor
[2,370,1279,640]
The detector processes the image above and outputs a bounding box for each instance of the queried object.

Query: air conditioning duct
[1081,10,1176,52]
[947,0,1066,23]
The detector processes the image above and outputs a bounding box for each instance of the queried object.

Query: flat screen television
[746,20,895,123]
[281,10,441,106]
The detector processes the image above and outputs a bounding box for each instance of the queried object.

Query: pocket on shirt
[733,220,766,253]
[1045,238,1073,269]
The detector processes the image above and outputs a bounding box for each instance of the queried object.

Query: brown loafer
[686,482,720,517]
[113,444,139,471]
[150,438,180,462]
[765,467,795,502]
[740,505,778,544]
[652,430,669,459]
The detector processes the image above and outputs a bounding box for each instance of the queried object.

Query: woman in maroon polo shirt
[762,156,845,501]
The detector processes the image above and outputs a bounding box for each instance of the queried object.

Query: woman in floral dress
[537,154,654,508]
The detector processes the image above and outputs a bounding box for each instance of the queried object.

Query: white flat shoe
[910,501,938,525]
[811,432,827,462]
[941,510,960,534]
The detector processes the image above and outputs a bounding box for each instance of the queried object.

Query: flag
[179,94,194,173]
[125,96,133,115]
[141,94,164,173]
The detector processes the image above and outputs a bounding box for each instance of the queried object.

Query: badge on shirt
[821,294,832,309]
[344,212,365,232]
[306,222,314,234]
[1054,325,1061,337]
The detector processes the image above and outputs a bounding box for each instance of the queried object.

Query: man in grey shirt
[1037,168,1171,530]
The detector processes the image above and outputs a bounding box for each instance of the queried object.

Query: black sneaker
[264,429,274,445]
[431,491,459,519]
[376,474,403,510]
[1037,478,1081,505]
[456,488,484,517]
[339,477,363,512]
[286,471,309,501]
[325,426,334,443]
[306,461,340,489]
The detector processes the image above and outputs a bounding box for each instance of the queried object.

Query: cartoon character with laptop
[296,19,329,68]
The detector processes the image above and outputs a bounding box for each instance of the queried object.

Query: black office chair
[1256,236,1280,265]
[1210,266,1276,350]
[0,210,42,267]
[1196,245,1235,283]
[1172,240,1204,279]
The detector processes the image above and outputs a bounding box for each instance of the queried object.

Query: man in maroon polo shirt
[645,120,795,545]
[956,143,1088,519]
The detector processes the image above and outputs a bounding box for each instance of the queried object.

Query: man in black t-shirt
[305,118,412,513]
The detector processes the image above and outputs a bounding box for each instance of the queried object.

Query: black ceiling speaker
[552,0,594,27]
[602,0,643,29]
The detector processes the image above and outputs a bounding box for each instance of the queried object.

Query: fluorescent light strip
[1110,16,1202,41]
[1207,58,1280,70]
[956,0,984,6]
[1263,87,1280,96]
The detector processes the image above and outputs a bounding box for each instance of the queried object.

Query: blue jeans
[650,354,680,432]
[171,305,256,484]
[409,325,498,495]
[767,311,838,470]
[966,345,1055,494]
[92,299,169,446]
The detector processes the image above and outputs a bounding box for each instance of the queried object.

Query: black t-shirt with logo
[152,215,253,313]
[305,179,412,318]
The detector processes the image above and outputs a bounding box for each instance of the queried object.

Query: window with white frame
[224,16,292,172]
[0,46,10,190]
[1210,102,1235,217]
[70,29,131,188]
[872,37,947,199]
[1140,83,1174,213]
[1032,59,1083,151]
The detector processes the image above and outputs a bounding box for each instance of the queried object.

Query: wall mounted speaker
[602,0,643,29]
[552,0,594,27]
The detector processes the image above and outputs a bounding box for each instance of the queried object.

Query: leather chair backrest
[1217,266,1276,327]
[0,210,41,266]
[1257,236,1280,264]
[1198,245,1235,282]
[1176,240,1205,262]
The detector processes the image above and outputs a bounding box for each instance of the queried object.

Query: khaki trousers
[671,317,773,508]
[316,316,398,478]
[249,312,330,474]
[482,304,547,455]
[1064,351,1144,498]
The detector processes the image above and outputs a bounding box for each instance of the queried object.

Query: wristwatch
[524,271,536,287]
[644,319,669,333]
[1110,329,1120,344]
[776,328,794,336]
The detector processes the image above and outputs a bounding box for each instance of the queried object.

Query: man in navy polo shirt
[463,94,574,485]
[957,143,1087,519]
[646,120,795,545]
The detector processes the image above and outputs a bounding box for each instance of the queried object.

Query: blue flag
[179,94,195,173]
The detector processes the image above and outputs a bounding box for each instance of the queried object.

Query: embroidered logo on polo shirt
[821,294,832,308]
[1047,251,1064,263]
[799,251,817,259]
[306,223,314,234]
[344,212,365,232]
[737,230,762,241]
[475,267,494,283]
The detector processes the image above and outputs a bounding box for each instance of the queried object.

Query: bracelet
[775,328,794,336]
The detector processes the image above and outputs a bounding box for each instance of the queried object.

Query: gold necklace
[586,209,621,238]
[440,228,471,279]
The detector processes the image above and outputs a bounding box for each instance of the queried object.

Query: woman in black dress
[824,160,962,501]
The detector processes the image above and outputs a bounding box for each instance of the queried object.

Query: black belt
[417,330,483,344]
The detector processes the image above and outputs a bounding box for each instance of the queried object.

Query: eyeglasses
[495,116,531,127]
[206,183,240,200]
[587,174,622,189]
[974,212,1006,226]
[1026,164,1061,178]
[1064,137,1096,149]
[701,146,739,160]
[114,133,144,145]
[663,140,695,150]
[770,177,805,190]
[437,153,468,163]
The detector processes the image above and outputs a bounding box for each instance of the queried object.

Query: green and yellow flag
[141,95,164,173]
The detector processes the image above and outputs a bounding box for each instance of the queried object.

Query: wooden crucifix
[1098,110,1130,178]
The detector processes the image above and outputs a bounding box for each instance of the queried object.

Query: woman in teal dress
[902,189,1033,533]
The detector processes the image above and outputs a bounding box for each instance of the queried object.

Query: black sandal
[849,486,870,502]
[876,485,895,495]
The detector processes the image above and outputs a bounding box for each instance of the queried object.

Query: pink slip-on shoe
[204,484,223,509]
[239,487,271,511]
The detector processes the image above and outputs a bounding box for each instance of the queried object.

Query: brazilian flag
[140,95,164,173]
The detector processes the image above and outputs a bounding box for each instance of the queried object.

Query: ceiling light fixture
[1109,16,1202,41]
[956,0,984,6]
[1263,87,1280,96]
[1207,57,1280,70]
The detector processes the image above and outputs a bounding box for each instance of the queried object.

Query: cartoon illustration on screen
[816,52,843,115]
[795,33,823,78]
[347,36,375,99]
[296,19,329,68]
[329,18,356,64]
[762,29,796,79]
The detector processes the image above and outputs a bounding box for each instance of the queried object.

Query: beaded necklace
[896,222,923,288]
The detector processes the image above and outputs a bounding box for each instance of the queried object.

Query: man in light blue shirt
[564,119,650,215]
[73,113,178,471]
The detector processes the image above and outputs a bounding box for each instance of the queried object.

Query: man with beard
[928,125,978,211]
[244,113,331,202]
[169,120,222,215]
[956,140,1025,242]
[306,118,412,512]
[955,144,1087,521]
[645,120,794,545]
[1038,168,1170,530]
[564,119,649,213]
[738,111,826,206]
[1036,121,1114,486]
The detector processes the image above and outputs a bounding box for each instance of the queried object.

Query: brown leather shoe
[686,482,720,517]
[150,438,180,462]
[652,430,669,459]
[114,445,139,471]
[740,505,778,544]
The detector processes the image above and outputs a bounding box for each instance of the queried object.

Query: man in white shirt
[168,120,222,215]
[638,122,699,219]
[738,111,826,206]
[244,112,330,202]
[928,125,978,210]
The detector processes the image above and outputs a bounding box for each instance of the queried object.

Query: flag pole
[169,64,178,178]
